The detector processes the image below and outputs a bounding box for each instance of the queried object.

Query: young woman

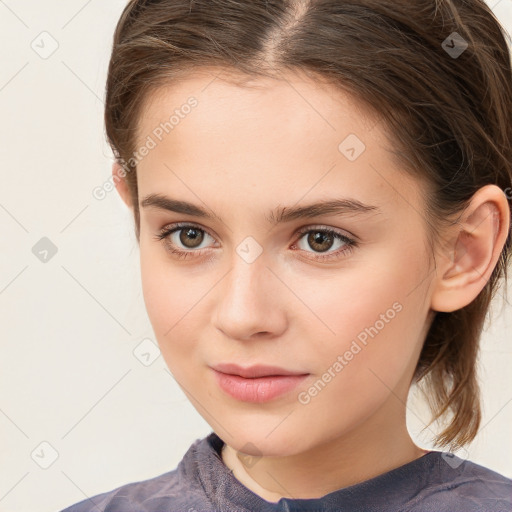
[61,0,512,510]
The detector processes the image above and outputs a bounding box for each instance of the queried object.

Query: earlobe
[112,161,133,209]
[430,185,510,313]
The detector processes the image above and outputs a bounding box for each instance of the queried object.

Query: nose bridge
[213,241,286,339]
[221,247,269,311]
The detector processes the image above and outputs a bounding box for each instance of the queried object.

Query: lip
[211,363,309,403]
[212,363,307,378]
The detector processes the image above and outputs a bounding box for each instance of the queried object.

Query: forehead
[136,66,378,147]
[134,67,425,221]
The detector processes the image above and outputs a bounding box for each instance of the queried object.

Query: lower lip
[212,369,308,403]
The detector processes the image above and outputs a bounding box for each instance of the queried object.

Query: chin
[214,417,309,457]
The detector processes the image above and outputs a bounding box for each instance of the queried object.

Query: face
[134,67,437,457]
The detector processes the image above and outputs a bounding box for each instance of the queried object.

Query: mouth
[210,363,309,403]
[212,362,308,378]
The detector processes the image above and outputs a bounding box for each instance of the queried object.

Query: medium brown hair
[104,0,512,449]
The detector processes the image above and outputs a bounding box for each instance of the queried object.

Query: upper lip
[212,363,308,378]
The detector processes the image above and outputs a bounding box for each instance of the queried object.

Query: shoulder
[59,437,210,512]
[58,467,187,512]
[407,454,512,512]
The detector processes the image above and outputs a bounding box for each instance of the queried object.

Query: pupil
[180,228,203,248]
[309,231,333,253]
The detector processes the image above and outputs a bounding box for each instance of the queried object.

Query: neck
[221,400,428,502]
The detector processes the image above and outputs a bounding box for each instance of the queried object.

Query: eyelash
[153,222,357,262]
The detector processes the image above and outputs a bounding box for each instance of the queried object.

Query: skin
[113,67,509,502]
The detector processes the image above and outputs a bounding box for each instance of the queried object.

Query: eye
[292,226,357,261]
[153,223,216,260]
[154,223,358,262]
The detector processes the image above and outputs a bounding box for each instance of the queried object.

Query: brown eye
[293,226,357,262]
[306,231,335,252]
[179,227,204,248]
[155,223,216,259]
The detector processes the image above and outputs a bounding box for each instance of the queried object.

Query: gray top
[60,431,512,512]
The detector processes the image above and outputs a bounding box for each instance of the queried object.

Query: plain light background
[0,1,511,511]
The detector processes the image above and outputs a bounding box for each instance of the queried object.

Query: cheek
[140,244,197,343]
[292,273,425,437]
[140,257,199,385]
[139,242,221,384]
[298,247,428,376]
[140,253,173,333]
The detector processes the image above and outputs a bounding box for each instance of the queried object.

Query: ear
[430,184,510,313]
[112,161,133,209]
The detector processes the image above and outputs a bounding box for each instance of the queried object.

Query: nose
[213,252,288,341]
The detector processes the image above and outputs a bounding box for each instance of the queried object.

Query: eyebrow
[140,193,381,225]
